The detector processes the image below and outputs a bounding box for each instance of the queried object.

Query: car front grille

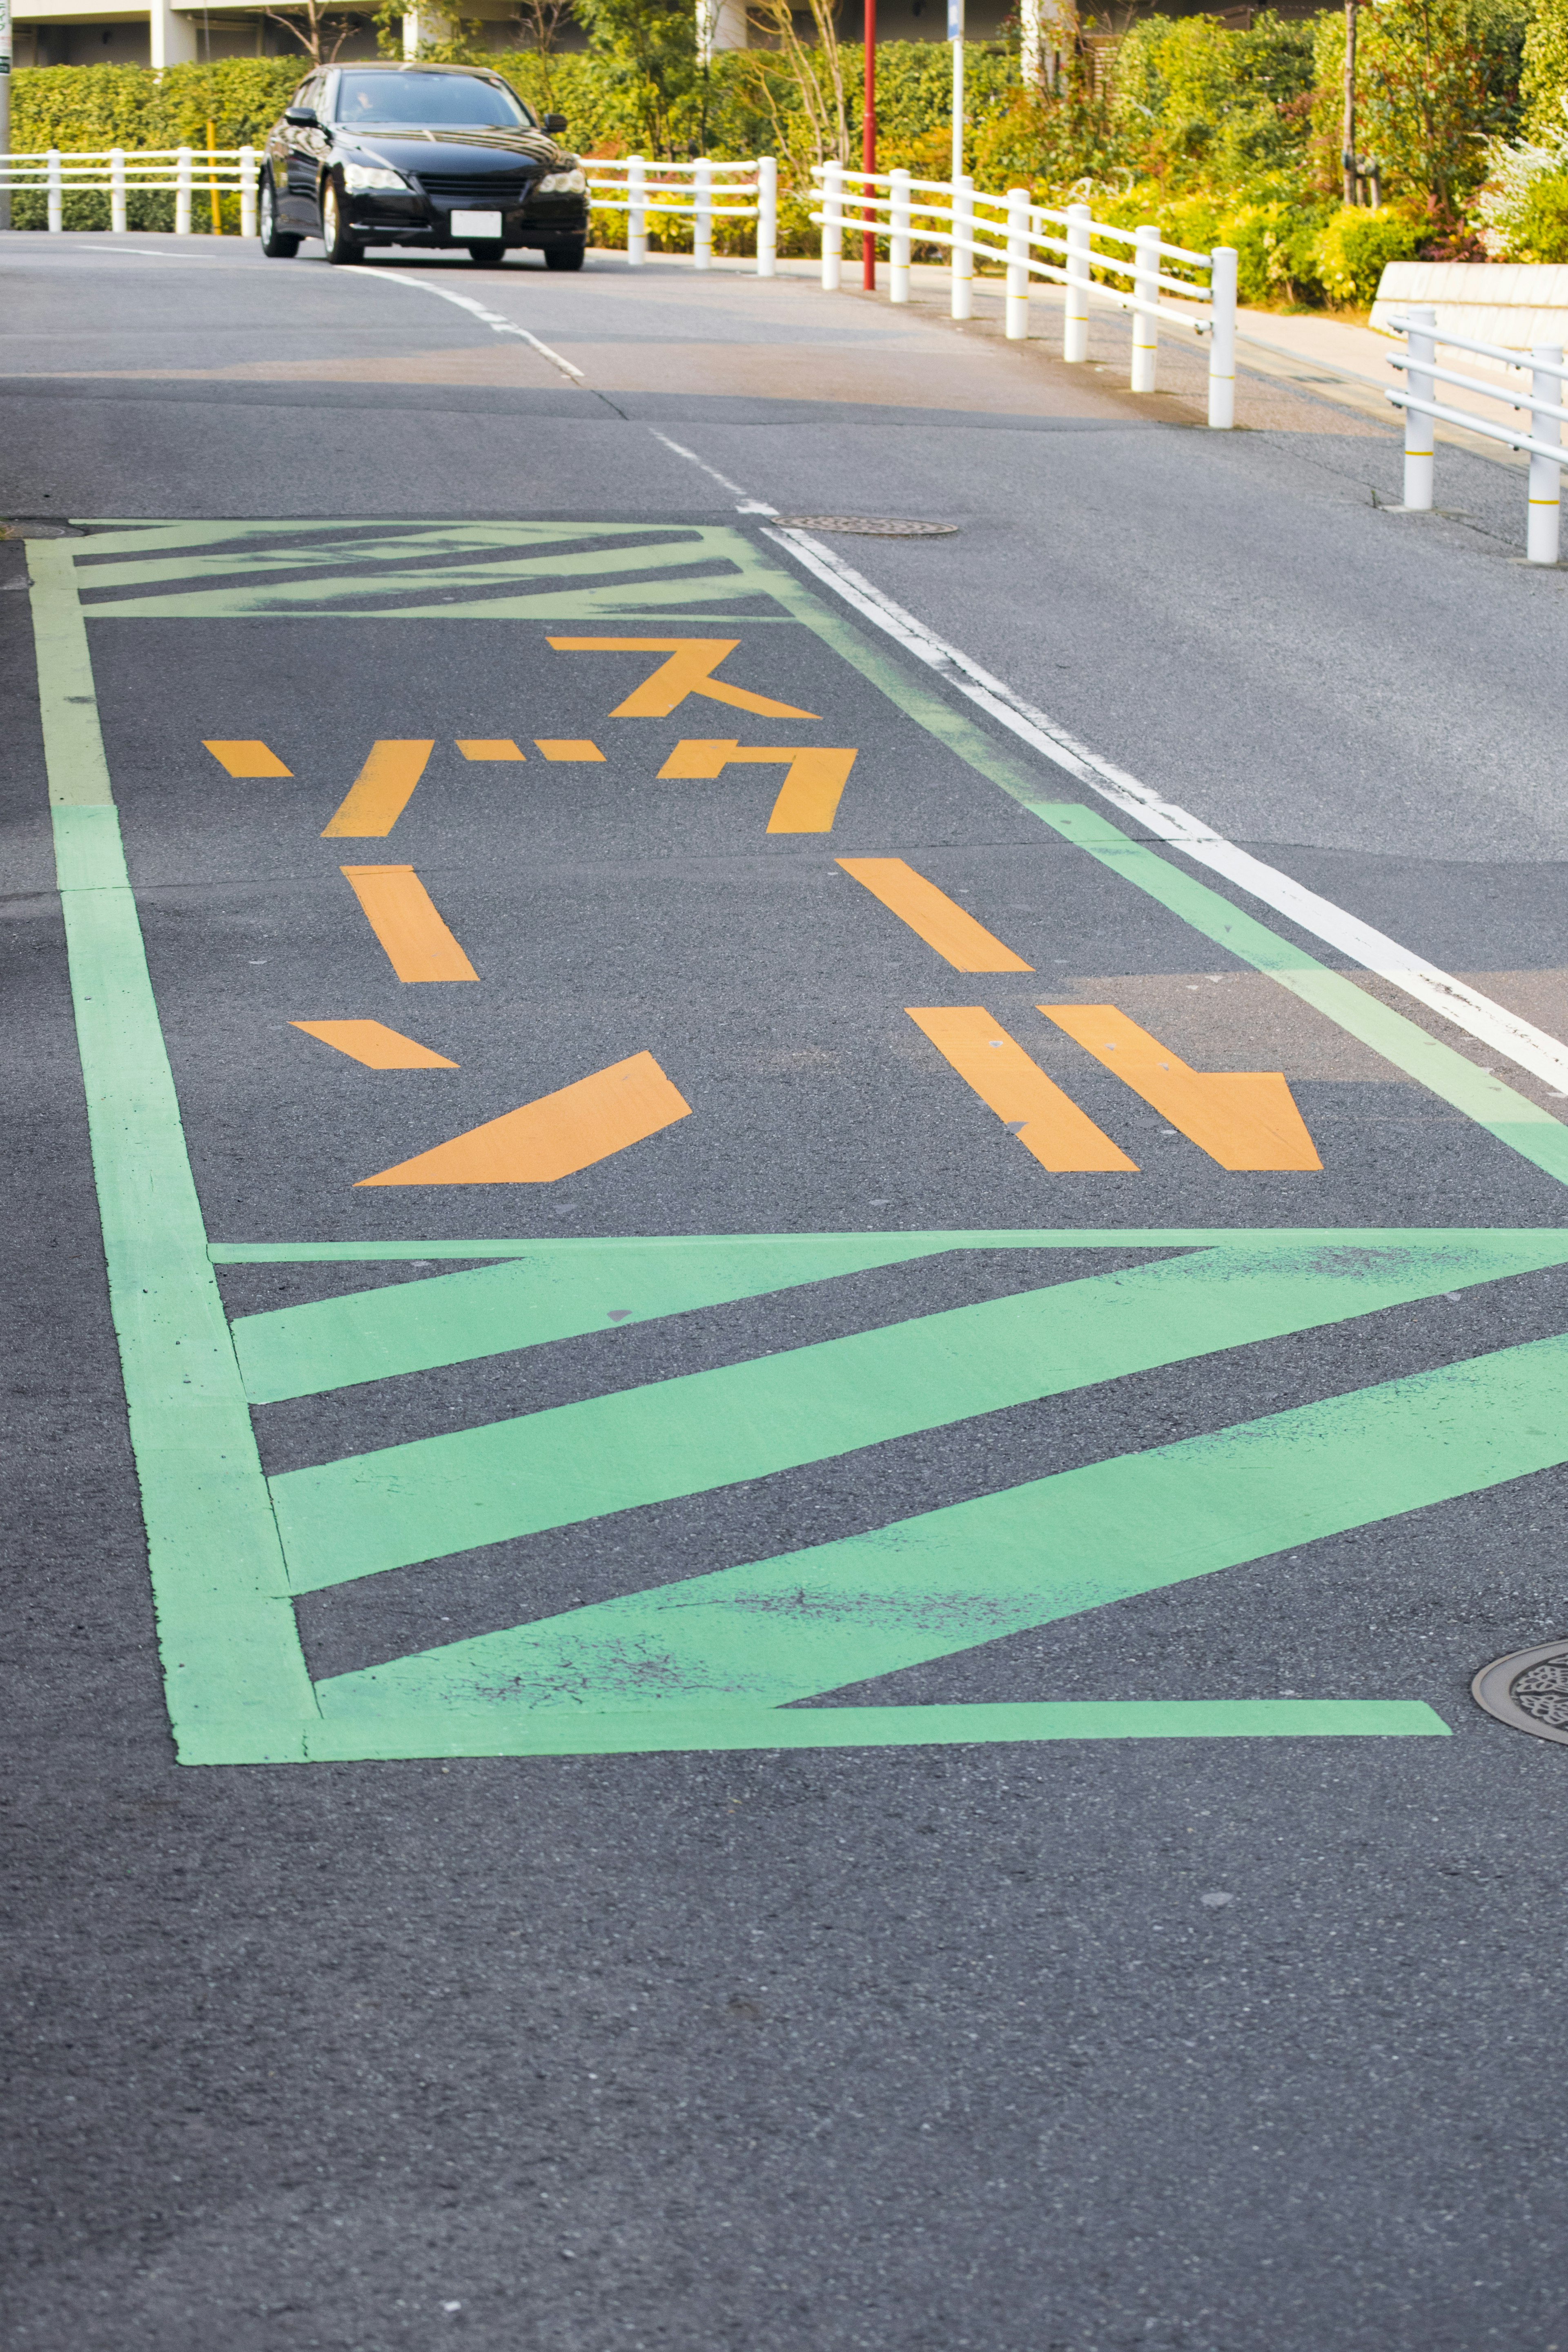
[415,172,533,206]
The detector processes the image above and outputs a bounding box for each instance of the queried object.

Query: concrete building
[9,0,1316,78]
[8,0,1025,75]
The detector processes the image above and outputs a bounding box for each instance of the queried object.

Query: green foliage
[1314,200,1425,298]
[1474,89,1568,249]
[1507,157,1568,244]
[1,12,1534,287]
[1111,11,1316,194]
[567,0,701,153]
[14,56,303,149]
[11,58,305,230]
[1521,0,1568,134]
[1311,0,1527,222]
[1224,198,1332,303]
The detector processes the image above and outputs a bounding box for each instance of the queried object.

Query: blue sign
[947,0,964,38]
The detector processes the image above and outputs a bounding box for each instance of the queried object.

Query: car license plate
[450,209,503,238]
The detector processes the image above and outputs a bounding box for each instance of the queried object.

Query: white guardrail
[0,146,258,237]
[582,154,776,276]
[812,162,1238,429]
[1388,303,1563,563]
[0,143,779,274]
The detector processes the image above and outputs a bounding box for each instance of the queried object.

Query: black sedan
[260,62,590,269]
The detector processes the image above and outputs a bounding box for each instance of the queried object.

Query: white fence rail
[811,163,1237,430]
[582,154,776,276]
[0,146,258,238]
[1388,303,1563,564]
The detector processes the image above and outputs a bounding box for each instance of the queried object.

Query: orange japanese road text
[339,866,479,983]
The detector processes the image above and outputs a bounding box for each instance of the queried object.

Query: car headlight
[536,167,586,195]
[343,162,410,194]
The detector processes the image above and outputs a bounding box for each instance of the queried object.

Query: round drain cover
[772,516,959,537]
[1472,1639,1568,1745]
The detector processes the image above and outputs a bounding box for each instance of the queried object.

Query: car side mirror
[541,114,567,134]
[284,106,318,128]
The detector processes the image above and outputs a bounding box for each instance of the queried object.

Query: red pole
[862,0,877,290]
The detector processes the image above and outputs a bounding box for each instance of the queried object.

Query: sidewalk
[692,250,1534,471]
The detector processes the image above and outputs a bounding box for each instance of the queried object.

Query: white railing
[0,146,259,238]
[1388,304,1563,564]
[811,163,1237,430]
[582,154,776,277]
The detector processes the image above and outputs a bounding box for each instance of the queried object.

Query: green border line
[29,539,318,1759]
[179,1700,1449,1768]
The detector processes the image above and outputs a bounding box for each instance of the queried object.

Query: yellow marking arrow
[907,1008,1137,1172]
[1038,1005,1322,1171]
[838,858,1032,972]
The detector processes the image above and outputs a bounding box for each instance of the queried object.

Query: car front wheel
[544,238,586,272]
[321,179,364,267]
[258,172,300,259]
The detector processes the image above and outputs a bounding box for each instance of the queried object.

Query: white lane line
[647,430,775,511]
[715,508,1568,1099]
[346,265,586,383]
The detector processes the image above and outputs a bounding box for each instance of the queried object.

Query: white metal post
[693,155,712,271]
[822,160,843,291]
[628,156,646,267]
[1403,303,1435,510]
[756,154,776,278]
[1005,185,1030,340]
[951,174,973,321]
[110,146,127,234]
[1207,243,1236,428]
[47,147,62,233]
[175,145,192,236]
[1063,200,1090,362]
[1130,222,1158,391]
[889,166,911,304]
[1527,342,1562,565]
[238,145,256,241]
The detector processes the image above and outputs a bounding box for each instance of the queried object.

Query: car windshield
[334,71,532,129]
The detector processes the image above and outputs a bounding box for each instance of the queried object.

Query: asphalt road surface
[4,231,1568,2352]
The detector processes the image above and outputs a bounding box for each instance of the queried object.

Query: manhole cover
[1471,1639,1568,1745]
[771,516,959,537]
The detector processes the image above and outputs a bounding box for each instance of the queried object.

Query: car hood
[335,128,577,172]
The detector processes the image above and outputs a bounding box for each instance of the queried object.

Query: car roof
[332,62,507,76]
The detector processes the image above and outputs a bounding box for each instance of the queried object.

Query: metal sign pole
[862,0,876,291]
[0,0,12,236]
[948,0,964,184]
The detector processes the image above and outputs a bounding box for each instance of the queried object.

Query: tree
[1312,0,1526,223]
[741,0,851,167]
[263,1,366,66]
[571,0,702,153]
[1521,0,1568,134]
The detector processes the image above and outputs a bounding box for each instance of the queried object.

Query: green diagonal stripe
[271,1234,1568,1594]
[234,1232,965,1402]
[314,1328,1568,1722]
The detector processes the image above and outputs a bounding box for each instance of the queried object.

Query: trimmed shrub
[1314,203,1425,304]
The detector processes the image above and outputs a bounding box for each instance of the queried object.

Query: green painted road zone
[37,520,1568,1763]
